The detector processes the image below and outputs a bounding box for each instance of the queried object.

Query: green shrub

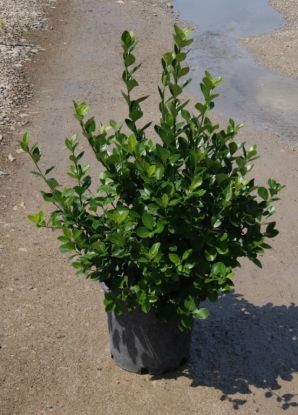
[21,26,283,329]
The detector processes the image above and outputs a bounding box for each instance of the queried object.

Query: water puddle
[173,0,298,144]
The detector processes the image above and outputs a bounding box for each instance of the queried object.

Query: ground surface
[0,1,297,414]
[242,0,298,79]
[0,0,54,127]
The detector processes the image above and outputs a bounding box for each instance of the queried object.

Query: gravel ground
[0,0,55,128]
[242,0,298,79]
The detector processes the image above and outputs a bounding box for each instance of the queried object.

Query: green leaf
[46,178,60,189]
[45,166,55,175]
[128,134,137,152]
[110,207,129,224]
[176,52,187,62]
[31,145,42,163]
[147,165,156,177]
[74,102,89,120]
[155,219,167,234]
[265,222,279,238]
[161,194,169,208]
[179,315,193,330]
[258,187,269,201]
[169,253,180,265]
[109,119,118,130]
[104,295,116,312]
[28,211,46,227]
[20,132,30,152]
[149,242,160,259]
[184,296,196,312]
[65,134,78,151]
[85,117,96,133]
[59,242,76,253]
[193,308,209,320]
[190,176,203,191]
[124,53,136,66]
[127,79,138,92]
[108,233,124,245]
[169,83,182,97]
[163,52,173,65]
[212,262,227,276]
[142,212,154,230]
[141,299,151,313]
[136,227,151,238]
[155,164,165,180]
[121,30,135,48]
[182,249,192,261]
[178,66,190,78]
[30,170,42,177]
[211,217,222,228]
[204,249,217,262]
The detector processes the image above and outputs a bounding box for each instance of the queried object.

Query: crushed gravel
[0,0,56,128]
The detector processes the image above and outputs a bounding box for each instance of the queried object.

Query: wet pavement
[173,0,298,144]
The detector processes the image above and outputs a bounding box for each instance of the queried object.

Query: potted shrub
[21,26,283,374]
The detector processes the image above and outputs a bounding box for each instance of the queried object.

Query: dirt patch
[242,0,298,79]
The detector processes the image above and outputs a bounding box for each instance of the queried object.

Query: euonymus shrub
[21,26,283,329]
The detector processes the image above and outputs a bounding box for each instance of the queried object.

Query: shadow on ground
[152,293,298,411]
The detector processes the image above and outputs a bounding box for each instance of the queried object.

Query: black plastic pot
[106,308,191,374]
[102,283,192,374]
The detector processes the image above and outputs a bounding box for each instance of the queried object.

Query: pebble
[19,247,28,252]
[8,153,15,162]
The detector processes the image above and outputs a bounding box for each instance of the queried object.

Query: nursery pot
[101,284,192,374]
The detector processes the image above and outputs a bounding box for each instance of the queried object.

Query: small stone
[8,153,16,162]
[116,0,124,4]
[0,171,8,176]
[19,247,28,252]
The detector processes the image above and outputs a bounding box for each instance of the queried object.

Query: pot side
[106,307,191,374]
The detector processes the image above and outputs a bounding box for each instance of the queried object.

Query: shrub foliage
[21,26,283,329]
